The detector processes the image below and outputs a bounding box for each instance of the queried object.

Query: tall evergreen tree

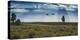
[61,16,65,22]
[11,13,16,23]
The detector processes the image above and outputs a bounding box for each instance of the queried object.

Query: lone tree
[61,16,65,22]
[11,13,16,23]
[15,19,21,25]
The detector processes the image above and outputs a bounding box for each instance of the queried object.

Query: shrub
[15,19,21,25]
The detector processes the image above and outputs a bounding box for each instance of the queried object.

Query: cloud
[42,4,58,10]
[66,8,75,11]
[66,6,77,11]
[59,5,67,8]
[11,9,30,13]
[10,5,15,8]
[10,2,20,8]
[33,9,46,12]
[69,5,78,8]
[33,9,56,14]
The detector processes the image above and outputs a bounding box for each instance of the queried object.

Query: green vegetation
[10,22,78,39]
[15,19,21,25]
[61,16,65,22]
[11,13,16,23]
[10,13,21,25]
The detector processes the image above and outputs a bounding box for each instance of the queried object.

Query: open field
[10,22,78,39]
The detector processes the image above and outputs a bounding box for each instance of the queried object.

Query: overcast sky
[10,0,77,4]
[9,1,78,22]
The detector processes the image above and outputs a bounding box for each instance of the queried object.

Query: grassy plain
[10,22,78,39]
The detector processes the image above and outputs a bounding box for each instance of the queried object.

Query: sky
[9,1,78,22]
[10,0,77,4]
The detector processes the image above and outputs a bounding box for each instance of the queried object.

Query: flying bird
[46,13,49,15]
[52,13,54,15]
[46,13,55,16]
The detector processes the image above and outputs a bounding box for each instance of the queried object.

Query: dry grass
[10,22,78,39]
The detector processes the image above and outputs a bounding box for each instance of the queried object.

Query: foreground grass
[10,22,78,39]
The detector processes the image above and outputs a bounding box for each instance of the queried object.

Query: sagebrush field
[10,22,78,39]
